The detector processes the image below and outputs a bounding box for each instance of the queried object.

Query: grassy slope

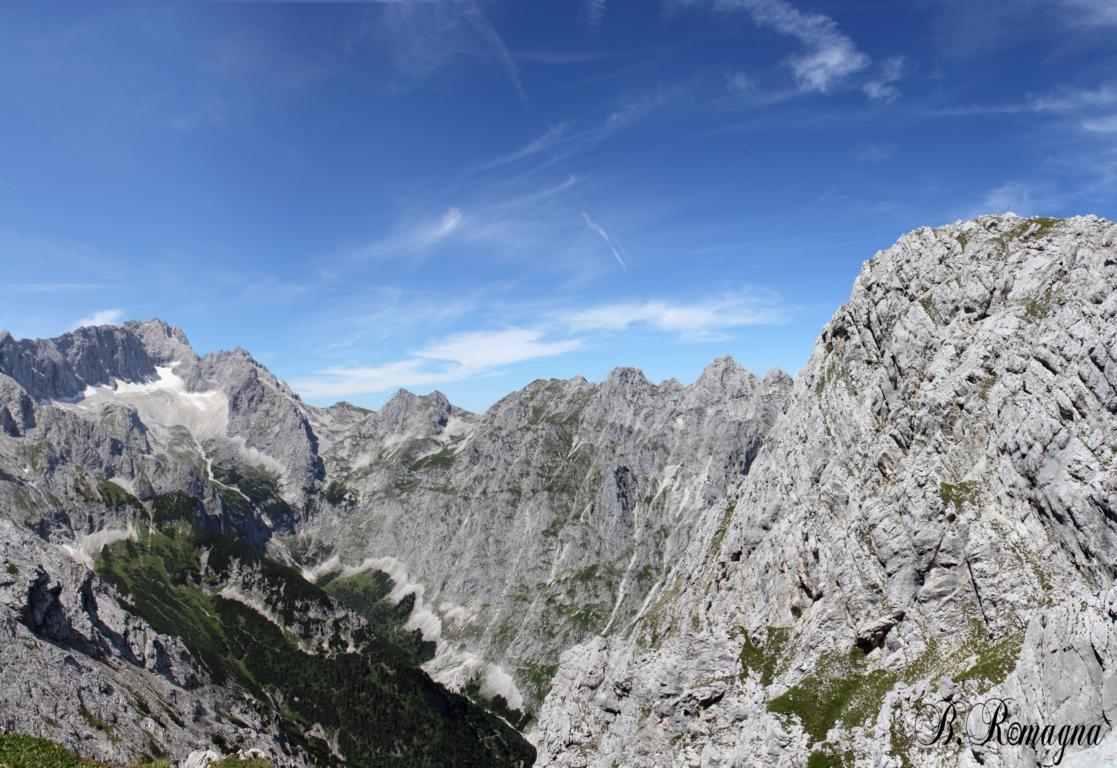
[96,523,535,768]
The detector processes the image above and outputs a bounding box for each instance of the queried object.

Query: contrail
[582,212,628,271]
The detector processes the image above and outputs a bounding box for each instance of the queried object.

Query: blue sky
[2,0,1116,412]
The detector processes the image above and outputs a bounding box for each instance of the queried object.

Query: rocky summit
[1,214,1116,767]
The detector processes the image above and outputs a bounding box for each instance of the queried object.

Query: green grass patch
[0,734,103,767]
[78,706,115,740]
[97,480,144,511]
[212,464,295,529]
[521,663,558,703]
[955,627,1023,687]
[1026,216,1061,239]
[767,648,897,745]
[918,296,942,326]
[96,523,533,767]
[1022,291,1053,323]
[322,568,435,665]
[410,448,456,471]
[939,481,979,515]
[711,504,735,555]
[738,626,789,686]
[322,479,358,508]
[815,362,856,397]
[150,492,199,525]
[807,748,854,768]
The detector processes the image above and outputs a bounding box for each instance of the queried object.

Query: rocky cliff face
[295,359,791,714]
[0,513,299,766]
[533,214,1117,767]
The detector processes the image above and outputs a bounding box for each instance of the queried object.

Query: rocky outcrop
[533,214,1117,767]
[0,515,297,765]
[0,320,192,402]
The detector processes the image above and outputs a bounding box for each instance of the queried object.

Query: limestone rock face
[296,358,791,711]
[0,319,192,402]
[533,214,1117,767]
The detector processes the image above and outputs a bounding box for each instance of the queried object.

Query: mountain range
[1,213,1115,767]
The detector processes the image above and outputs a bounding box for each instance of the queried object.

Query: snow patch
[60,365,229,439]
[58,364,286,484]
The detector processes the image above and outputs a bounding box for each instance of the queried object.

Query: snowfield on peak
[58,364,228,438]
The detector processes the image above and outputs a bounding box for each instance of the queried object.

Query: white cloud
[295,359,453,400]
[969,181,1061,218]
[562,291,787,340]
[862,56,906,102]
[370,1,525,101]
[693,0,869,92]
[414,328,581,370]
[355,207,464,260]
[473,85,684,176]
[855,142,896,163]
[581,212,629,271]
[1055,0,1117,27]
[471,122,573,173]
[71,308,124,330]
[293,290,790,401]
[1083,114,1117,133]
[939,85,1117,117]
[1029,85,1117,113]
[726,71,755,94]
[293,327,580,399]
[581,0,607,30]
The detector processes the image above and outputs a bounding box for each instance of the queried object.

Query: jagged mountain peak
[602,365,651,390]
[382,387,453,412]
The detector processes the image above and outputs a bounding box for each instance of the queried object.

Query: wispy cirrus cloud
[683,0,869,92]
[364,0,525,101]
[472,85,682,176]
[862,56,906,102]
[725,71,755,94]
[293,287,790,400]
[855,142,897,163]
[1055,0,1117,28]
[933,85,1117,117]
[1082,114,1117,133]
[11,282,106,293]
[471,122,574,173]
[414,327,581,370]
[71,308,124,330]
[293,327,580,399]
[562,289,787,340]
[353,207,464,261]
[967,180,1063,218]
[581,0,607,31]
[338,174,592,281]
